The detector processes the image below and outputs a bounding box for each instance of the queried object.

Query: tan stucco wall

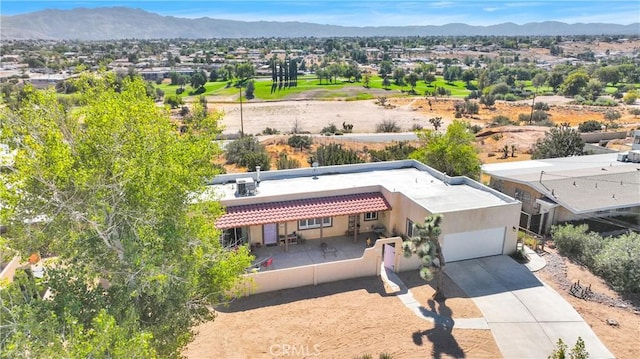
[439,204,521,255]
[380,188,521,256]
[243,237,422,295]
[249,225,262,245]
[500,181,540,214]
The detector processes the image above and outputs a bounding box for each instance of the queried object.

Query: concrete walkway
[380,264,489,330]
[524,246,547,272]
[446,255,614,359]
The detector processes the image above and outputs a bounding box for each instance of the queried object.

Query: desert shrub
[489,82,511,96]
[433,87,451,97]
[321,123,339,135]
[578,120,603,133]
[311,143,364,166]
[503,93,517,101]
[533,102,550,111]
[287,135,312,150]
[594,232,640,293]
[490,115,516,127]
[551,224,604,265]
[629,108,640,117]
[531,110,549,122]
[466,100,479,115]
[375,119,401,133]
[518,113,531,123]
[242,151,271,171]
[491,133,503,141]
[225,136,271,171]
[164,94,183,109]
[410,124,423,131]
[368,141,417,162]
[536,118,555,127]
[595,97,617,106]
[549,337,589,359]
[623,90,638,105]
[468,124,483,133]
[276,153,301,170]
[466,90,480,100]
[262,127,280,135]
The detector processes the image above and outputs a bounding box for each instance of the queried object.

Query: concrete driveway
[445,255,614,359]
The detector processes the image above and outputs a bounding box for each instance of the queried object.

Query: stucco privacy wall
[239,237,421,295]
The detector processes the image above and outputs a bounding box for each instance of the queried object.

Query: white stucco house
[204,160,521,294]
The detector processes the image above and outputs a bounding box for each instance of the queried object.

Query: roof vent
[235,177,256,197]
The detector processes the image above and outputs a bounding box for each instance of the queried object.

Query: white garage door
[443,227,505,262]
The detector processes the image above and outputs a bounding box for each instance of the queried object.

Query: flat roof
[482,154,640,214]
[205,160,516,215]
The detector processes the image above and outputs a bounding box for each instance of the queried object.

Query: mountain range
[1,7,639,40]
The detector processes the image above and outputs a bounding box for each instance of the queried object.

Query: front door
[263,223,278,246]
[383,243,395,271]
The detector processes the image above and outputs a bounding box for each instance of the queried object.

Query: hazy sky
[2,1,639,26]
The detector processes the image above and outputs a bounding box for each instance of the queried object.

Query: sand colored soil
[213,95,639,136]
[536,247,640,359]
[211,95,639,172]
[184,274,499,359]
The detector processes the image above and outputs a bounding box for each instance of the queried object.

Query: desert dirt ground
[210,94,639,171]
[184,273,500,359]
[536,246,640,359]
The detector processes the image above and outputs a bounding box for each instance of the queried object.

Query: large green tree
[560,71,589,97]
[531,124,584,159]
[0,74,252,357]
[410,120,481,179]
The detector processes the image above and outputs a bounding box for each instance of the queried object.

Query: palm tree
[402,214,446,301]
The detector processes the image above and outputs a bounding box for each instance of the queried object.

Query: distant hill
[1,7,638,40]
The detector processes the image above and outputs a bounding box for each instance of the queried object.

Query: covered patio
[248,232,381,271]
[216,192,391,253]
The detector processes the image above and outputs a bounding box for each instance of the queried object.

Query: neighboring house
[482,132,640,235]
[206,159,520,270]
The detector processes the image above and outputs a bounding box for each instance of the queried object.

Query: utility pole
[239,85,244,137]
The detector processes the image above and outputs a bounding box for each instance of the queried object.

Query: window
[489,178,504,192]
[406,219,415,238]
[364,211,378,221]
[514,188,531,204]
[298,217,332,230]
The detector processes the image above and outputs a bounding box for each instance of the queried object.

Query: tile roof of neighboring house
[216,192,391,229]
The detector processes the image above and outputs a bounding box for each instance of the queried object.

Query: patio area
[248,232,381,271]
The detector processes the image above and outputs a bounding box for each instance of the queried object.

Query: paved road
[446,255,614,359]
[326,132,418,143]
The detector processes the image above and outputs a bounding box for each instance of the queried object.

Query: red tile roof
[215,192,391,229]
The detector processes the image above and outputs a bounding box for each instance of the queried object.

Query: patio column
[353,213,358,243]
[284,222,288,252]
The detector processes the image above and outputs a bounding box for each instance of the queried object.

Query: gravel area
[538,250,638,311]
